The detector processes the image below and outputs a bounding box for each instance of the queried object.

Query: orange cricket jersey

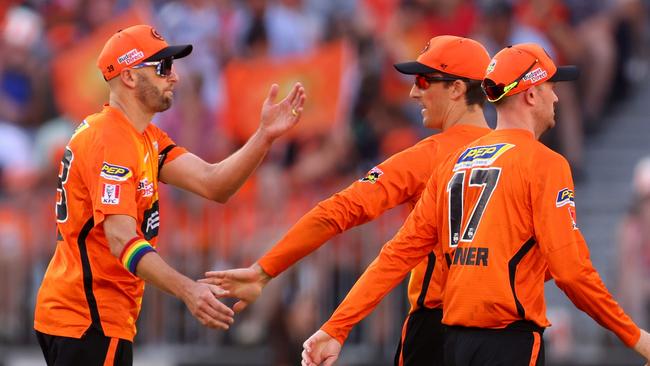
[34,105,187,341]
[434,129,639,346]
[258,124,489,337]
[323,129,640,347]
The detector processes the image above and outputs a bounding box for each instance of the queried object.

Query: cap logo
[117,48,144,65]
[486,59,497,75]
[420,40,431,55]
[151,28,165,41]
[522,67,547,83]
[440,63,448,70]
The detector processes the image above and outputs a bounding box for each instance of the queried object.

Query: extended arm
[103,214,234,329]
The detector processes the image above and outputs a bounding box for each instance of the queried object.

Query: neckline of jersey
[491,128,535,139]
[102,104,148,137]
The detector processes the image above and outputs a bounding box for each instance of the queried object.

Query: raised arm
[160,83,305,203]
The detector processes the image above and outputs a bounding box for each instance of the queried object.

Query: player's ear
[449,79,467,101]
[118,68,138,88]
[523,86,537,107]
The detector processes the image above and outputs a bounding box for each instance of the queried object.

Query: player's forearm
[205,129,273,202]
[258,207,345,277]
[135,251,196,300]
[259,189,390,277]
[548,246,641,347]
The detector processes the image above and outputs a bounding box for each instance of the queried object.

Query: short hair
[437,71,486,107]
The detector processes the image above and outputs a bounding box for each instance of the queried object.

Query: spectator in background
[0,6,50,129]
[618,156,650,330]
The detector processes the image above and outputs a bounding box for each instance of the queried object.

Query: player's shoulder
[530,139,568,166]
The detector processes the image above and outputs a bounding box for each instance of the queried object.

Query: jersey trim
[416,252,436,308]
[508,237,536,319]
[157,144,177,172]
[78,217,103,332]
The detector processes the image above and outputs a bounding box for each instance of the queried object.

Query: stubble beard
[135,74,173,113]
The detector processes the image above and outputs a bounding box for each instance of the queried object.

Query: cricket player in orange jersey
[202,36,491,365]
[33,24,305,366]
[302,43,650,366]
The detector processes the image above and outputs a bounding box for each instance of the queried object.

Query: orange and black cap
[482,43,578,101]
[97,24,192,81]
[394,35,490,81]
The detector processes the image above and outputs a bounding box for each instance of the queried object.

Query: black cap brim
[549,65,579,82]
[394,61,440,75]
[145,44,193,61]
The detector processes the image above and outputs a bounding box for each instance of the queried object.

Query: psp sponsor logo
[100,162,132,182]
[101,183,120,205]
[555,188,575,207]
[454,143,515,171]
[117,48,144,65]
[359,167,383,184]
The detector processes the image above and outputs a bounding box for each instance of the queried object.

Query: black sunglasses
[132,57,174,77]
[415,74,466,90]
[481,59,539,102]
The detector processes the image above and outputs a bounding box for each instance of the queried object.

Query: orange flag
[222,41,354,141]
[51,7,150,122]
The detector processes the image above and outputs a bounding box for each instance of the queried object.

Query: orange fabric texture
[414,36,490,80]
[484,43,557,97]
[258,124,490,342]
[322,129,640,348]
[97,24,178,80]
[529,332,541,366]
[34,105,187,341]
[103,337,119,366]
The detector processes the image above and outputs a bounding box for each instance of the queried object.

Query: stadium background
[0,0,649,365]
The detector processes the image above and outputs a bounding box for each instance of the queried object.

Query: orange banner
[51,7,150,123]
[221,41,354,141]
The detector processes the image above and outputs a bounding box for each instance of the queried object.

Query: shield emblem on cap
[151,28,165,41]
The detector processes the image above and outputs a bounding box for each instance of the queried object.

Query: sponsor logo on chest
[138,178,154,197]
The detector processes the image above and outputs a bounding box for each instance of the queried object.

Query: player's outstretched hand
[301,330,341,366]
[258,82,306,142]
[182,280,234,330]
[200,263,271,313]
[634,328,650,364]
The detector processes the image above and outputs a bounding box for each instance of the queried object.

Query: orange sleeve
[320,173,439,345]
[258,141,436,277]
[87,130,140,226]
[532,152,640,347]
[150,124,188,170]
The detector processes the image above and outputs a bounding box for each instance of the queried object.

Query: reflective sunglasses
[481,59,539,102]
[131,57,174,77]
[415,74,465,90]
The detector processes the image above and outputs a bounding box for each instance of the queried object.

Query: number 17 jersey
[432,129,639,347]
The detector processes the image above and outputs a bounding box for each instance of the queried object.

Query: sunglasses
[481,59,539,102]
[131,57,174,77]
[415,74,465,90]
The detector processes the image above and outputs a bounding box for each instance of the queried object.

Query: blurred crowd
[0,0,649,365]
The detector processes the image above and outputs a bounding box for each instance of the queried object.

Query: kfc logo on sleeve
[102,183,121,205]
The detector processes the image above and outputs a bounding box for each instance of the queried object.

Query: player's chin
[158,98,173,112]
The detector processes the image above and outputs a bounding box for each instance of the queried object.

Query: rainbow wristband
[119,237,157,275]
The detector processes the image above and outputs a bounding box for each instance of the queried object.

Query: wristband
[119,237,156,275]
